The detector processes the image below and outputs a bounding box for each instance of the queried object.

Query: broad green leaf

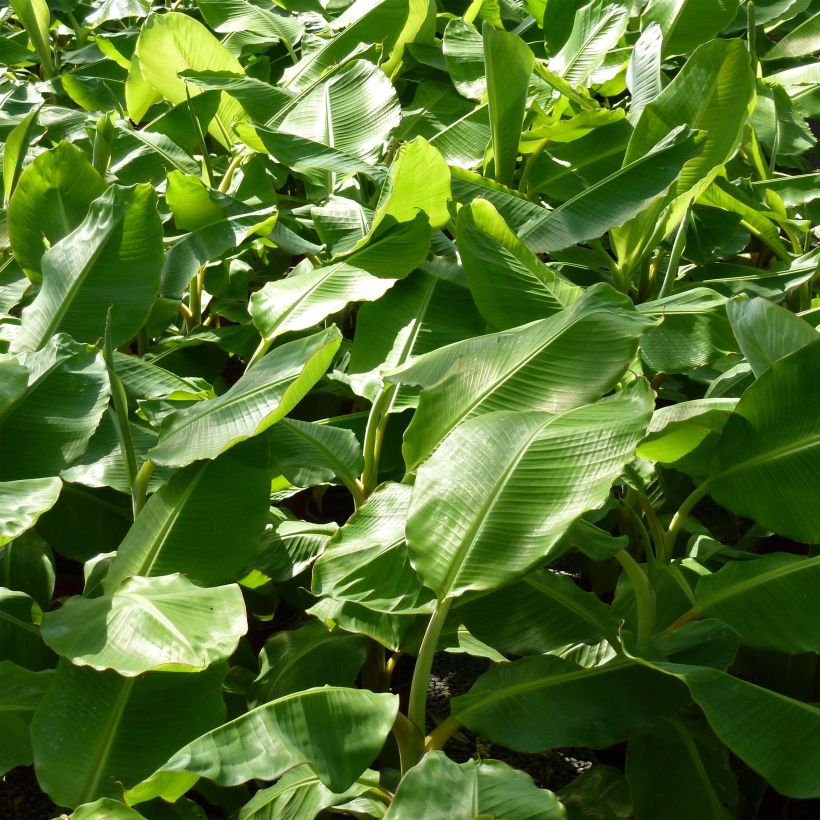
[274,60,401,164]
[451,653,686,750]
[627,23,663,122]
[0,335,110,481]
[196,0,303,50]
[150,327,341,467]
[763,10,820,60]
[451,166,546,228]
[707,338,820,542]
[0,588,55,670]
[726,295,818,377]
[385,752,566,819]
[281,0,409,92]
[13,184,162,353]
[381,0,435,76]
[0,478,61,546]
[313,483,434,613]
[637,398,737,465]
[3,106,40,206]
[0,530,55,610]
[134,12,246,148]
[250,265,399,346]
[371,137,451,231]
[347,270,483,403]
[443,20,486,100]
[459,569,620,654]
[9,0,53,77]
[237,766,382,820]
[658,664,820,799]
[613,39,755,270]
[391,284,654,471]
[42,574,247,676]
[483,23,534,185]
[267,418,363,492]
[643,0,740,56]
[69,799,145,820]
[7,142,106,282]
[31,661,226,808]
[626,718,737,819]
[692,553,820,653]
[0,661,53,775]
[457,197,582,329]
[254,518,338,583]
[548,0,629,86]
[128,687,399,801]
[518,126,701,253]
[406,380,654,598]
[249,620,369,705]
[105,443,270,589]
[638,288,737,373]
[307,596,411,651]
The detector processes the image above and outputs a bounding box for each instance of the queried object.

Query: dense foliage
[1,0,819,817]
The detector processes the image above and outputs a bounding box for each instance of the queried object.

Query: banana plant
[1,0,819,817]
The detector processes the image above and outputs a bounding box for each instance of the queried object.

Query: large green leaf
[236,766,382,820]
[762,10,820,60]
[7,142,106,282]
[547,0,629,86]
[657,663,820,799]
[0,335,109,481]
[312,482,434,613]
[41,574,247,675]
[459,568,620,654]
[391,284,654,471]
[31,661,226,808]
[385,752,566,819]
[133,12,246,147]
[254,517,338,583]
[451,653,686,750]
[0,588,55,670]
[9,0,53,77]
[457,197,582,330]
[150,327,341,467]
[0,478,61,546]
[406,380,653,598]
[13,184,162,353]
[0,661,53,775]
[104,443,270,589]
[690,552,820,653]
[249,620,369,705]
[706,338,820,542]
[626,718,737,819]
[518,125,701,253]
[483,23,534,185]
[196,0,303,51]
[612,39,755,270]
[250,264,400,346]
[127,687,399,801]
[282,0,408,91]
[726,296,818,377]
[642,0,740,56]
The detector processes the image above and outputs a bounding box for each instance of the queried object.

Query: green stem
[408,598,453,738]
[426,715,460,752]
[188,267,204,329]
[619,499,656,568]
[664,481,711,561]
[392,712,425,777]
[247,336,271,369]
[615,549,655,642]
[360,383,397,496]
[132,460,155,517]
[632,489,667,563]
[3,541,12,587]
[657,211,689,299]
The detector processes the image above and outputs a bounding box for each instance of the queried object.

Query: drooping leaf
[13,184,163,352]
[127,687,399,802]
[642,0,740,56]
[150,327,341,467]
[0,661,53,775]
[0,478,62,546]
